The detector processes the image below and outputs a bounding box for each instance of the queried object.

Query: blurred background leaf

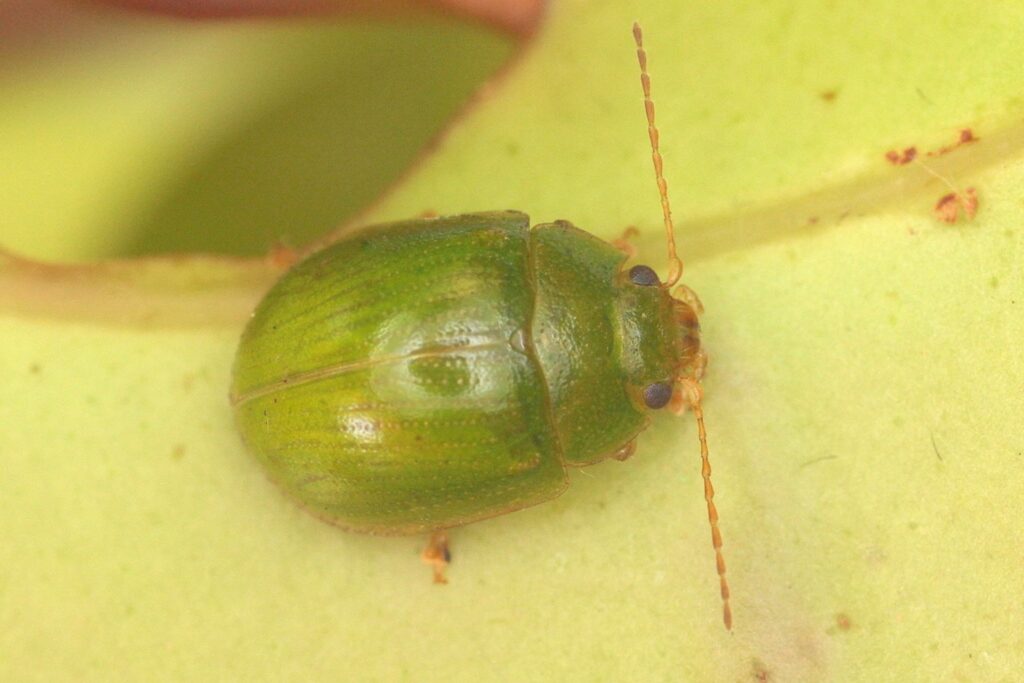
[0,3,514,258]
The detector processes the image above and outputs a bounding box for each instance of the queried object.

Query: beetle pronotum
[230,22,731,629]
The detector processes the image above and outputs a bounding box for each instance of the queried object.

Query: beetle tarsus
[611,226,640,259]
[421,531,451,584]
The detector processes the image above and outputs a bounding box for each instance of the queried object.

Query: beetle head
[615,265,703,412]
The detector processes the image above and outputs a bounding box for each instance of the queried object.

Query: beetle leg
[266,242,299,270]
[610,438,638,461]
[672,284,704,315]
[611,226,640,259]
[670,350,708,416]
[692,348,708,381]
[420,531,451,584]
[669,381,694,416]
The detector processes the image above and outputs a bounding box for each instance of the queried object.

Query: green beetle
[230,24,730,629]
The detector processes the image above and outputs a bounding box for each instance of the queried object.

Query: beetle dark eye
[642,382,673,409]
[628,264,660,286]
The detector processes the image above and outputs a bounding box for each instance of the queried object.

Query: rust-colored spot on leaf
[750,658,773,682]
[934,187,978,224]
[960,187,979,219]
[935,193,958,222]
[819,89,837,102]
[835,612,853,631]
[885,146,918,165]
[925,128,980,157]
[888,128,979,165]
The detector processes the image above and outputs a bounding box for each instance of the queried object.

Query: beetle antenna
[680,380,731,630]
[633,22,683,288]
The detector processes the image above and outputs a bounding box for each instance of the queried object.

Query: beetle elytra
[230,23,731,629]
